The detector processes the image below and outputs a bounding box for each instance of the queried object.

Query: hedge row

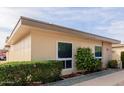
[0,61,62,85]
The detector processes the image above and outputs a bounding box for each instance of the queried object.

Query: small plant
[121,51,124,68]
[94,60,102,71]
[75,47,102,72]
[108,60,118,68]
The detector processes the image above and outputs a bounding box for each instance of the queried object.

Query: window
[58,42,72,69]
[58,42,72,58]
[95,46,102,59]
[59,60,72,69]
[66,60,72,68]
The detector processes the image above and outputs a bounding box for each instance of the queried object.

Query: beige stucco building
[112,44,124,61]
[5,16,120,75]
[112,44,124,69]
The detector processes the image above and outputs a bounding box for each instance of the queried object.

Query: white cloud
[45,7,117,22]
[0,8,44,30]
[108,21,124,34]
[0,7,47,49]
[0,7,124,48]
[107,21,124,41]
[0,31,10,49]
[95,20,124,41]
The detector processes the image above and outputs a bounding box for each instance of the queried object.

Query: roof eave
[6,18,22,45]
[7,16,121,45]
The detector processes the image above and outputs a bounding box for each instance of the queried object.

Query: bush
[94,60,102,71]
[75,47,102,72]
[0,61,62,85]
[121,51,124,68]
[108,60,118,68]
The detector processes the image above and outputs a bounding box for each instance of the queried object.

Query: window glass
[95,46,102,57]
[62,61,66,69]
[58,42,72,58]
[66,60,72,68]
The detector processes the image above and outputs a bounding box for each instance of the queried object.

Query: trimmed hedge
[0,61,62,85]
[107,60,118,68]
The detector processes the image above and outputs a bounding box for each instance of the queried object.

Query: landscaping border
[46,69,122,86]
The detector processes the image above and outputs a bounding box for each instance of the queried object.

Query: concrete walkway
[74,70,124,86]
[47,69,121,86]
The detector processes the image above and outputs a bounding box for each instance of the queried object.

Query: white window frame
[56,41,73,69]
[94,45,102,59]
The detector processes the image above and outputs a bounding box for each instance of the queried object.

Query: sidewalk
[47,69,121,86]
[74,70,124,86]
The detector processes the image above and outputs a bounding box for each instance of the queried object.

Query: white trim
[56,41,73,69]
[95,57,102,58]
[95,45,102,47]
[56,40,73,60]
[95,57,102,59]
[57,58,72,60]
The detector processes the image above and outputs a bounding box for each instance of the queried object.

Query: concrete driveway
[48,69,123,86]
[74,70,124,86]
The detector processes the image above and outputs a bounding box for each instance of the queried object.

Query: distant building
[0,49,6,60]
[112,44,124,61]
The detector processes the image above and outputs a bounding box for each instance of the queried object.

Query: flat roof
[112,44,124,48]
[7,16,121,44]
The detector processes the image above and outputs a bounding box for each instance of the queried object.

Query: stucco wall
[102,42,112,68]
[31,29,112,74]
[7,33,31,61]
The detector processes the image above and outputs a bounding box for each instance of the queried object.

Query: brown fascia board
[7,16,121,44]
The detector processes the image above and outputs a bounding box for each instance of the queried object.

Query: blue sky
[0,7,124,48]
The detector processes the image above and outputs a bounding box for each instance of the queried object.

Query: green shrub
[94,60,102,71]
[75,47,102,72]
[0,61,62,85]
[108,60,118,68]
[121,51,124,68]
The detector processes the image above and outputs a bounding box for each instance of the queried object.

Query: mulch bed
[61,71,94,79]
[61,69,106,79]
[62,72,83,79]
